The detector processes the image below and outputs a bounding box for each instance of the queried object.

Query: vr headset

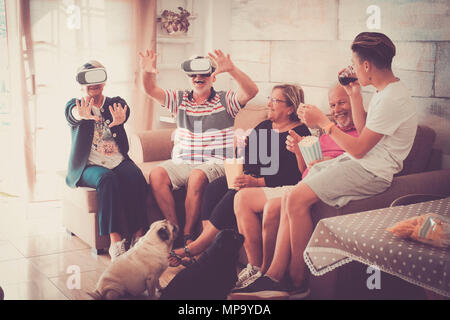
[181,57,215,76]
[76,63,107,85]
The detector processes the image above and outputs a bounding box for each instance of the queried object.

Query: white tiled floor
[0,197,179,300]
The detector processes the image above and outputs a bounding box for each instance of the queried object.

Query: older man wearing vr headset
[139,49,258,255]
[65,61,149,261]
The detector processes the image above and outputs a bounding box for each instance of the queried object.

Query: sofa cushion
[129,128,174,163]
[234,104,268,131]
[396,125,436,176]
[62,185,97,213]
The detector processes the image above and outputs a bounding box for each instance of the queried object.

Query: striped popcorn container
[224,157,244,190]
[298,136,323,166]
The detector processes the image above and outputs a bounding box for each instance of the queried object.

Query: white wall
[153,0,232,129]
[155,0,450,168]
[228,0,450,168]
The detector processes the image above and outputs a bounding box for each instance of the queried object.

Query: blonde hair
[272,84,304,122]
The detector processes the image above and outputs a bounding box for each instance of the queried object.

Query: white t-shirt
[87,97,124,169]
[350,80,418,182]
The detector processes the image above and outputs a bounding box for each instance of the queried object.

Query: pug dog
[88,219,178,300]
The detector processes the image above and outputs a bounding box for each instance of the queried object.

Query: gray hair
[77,60,106,73]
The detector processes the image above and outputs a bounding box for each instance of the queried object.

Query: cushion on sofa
[129,128,174,163]
[63,185,98,213]
[233,103,268,132]
[396,125,436,176]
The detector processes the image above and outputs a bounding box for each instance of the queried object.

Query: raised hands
[139,49,159,74]
[75,97,99,121]
[108,103,128,128]
[208,49,235,77]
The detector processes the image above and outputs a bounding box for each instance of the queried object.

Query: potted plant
[158,7,191,35]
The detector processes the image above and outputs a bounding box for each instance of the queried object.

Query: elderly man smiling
[299,83,359,176]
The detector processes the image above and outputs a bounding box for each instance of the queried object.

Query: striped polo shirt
[163,88,243,164]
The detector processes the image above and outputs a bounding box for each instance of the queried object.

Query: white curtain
[3,0,36,200]
[129,0,157,133]
[27,0,157,174]
[0,0,157,201]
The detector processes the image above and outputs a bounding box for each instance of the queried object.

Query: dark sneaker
[279,275,310,300]
[228,276,289,300]
[285,281,310,300]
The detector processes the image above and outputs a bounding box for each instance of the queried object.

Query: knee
[97,171,118,188]
[149,167,170,188]
[262,199,281,229]
[187,170,208,195]
[233,189,248,217]
[285,190,311,219]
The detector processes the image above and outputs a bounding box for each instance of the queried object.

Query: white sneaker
[109,239,127,262]
[235,264,261,289]
[234,271,262,292]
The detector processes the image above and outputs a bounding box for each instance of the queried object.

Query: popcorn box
[224,157,244,190]
[298,136,323,166]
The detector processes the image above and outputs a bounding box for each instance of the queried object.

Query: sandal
[169,250,184,267]
[183,245,197,265]
[169,250,195,267]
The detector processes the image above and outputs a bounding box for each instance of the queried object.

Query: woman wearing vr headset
[65,60,149,261]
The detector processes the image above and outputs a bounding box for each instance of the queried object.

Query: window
[0,0,11,189]
[30,0,135,199]
[0,0,9,128]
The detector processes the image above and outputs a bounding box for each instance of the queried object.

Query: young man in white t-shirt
[231,32,418,299]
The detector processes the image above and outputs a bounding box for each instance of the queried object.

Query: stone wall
[229,0,450,168]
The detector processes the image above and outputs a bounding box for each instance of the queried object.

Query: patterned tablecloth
[304,197,450,297]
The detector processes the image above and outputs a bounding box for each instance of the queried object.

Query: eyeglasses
[188,73,212,78]
[267,96,288,105]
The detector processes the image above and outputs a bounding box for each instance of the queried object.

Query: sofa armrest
[129,129,174,163]
[311,169,450,225]
[427,148,443,172]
